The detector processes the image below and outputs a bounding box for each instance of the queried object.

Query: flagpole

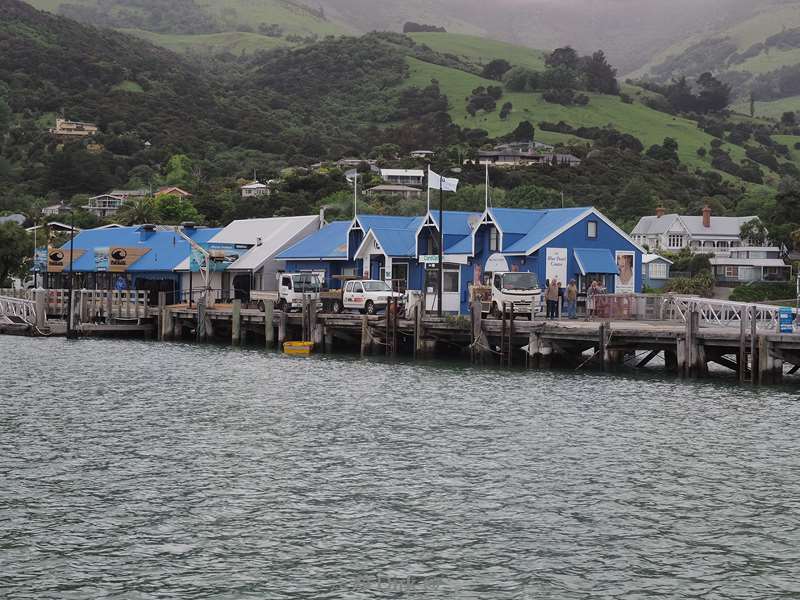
[485,163,489,211]
[426,165,431,213]
[438,174,444,317]
[353,171,358,217]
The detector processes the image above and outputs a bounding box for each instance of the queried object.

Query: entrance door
[392,263,409,292]
[424,265,460,313]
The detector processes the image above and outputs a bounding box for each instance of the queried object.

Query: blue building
[278,206,644,314]
[51,224,220,304]
[642,253,673,290]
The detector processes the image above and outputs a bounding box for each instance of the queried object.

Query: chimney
[702,205,711,228]
[319,206,326,226]
[655,207,665,218]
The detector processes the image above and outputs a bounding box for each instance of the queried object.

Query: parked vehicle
[479,272,542,319]
[253,272,321,312]
[341,279,403,315]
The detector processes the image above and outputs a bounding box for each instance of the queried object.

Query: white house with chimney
[631,206,763,253]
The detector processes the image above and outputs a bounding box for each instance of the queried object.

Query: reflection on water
[1,337,799,599]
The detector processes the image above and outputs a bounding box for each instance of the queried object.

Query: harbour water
[1,336,799,599]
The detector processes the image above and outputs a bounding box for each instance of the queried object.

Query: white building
[410,150,434,159]
[83,194,126,218]
[241,181,269,198]
[710,247,791,284]
[631,207,762,253]
[380,169,424,186]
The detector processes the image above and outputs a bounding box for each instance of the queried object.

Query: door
[424,265,461,313]
[392,263,409,293]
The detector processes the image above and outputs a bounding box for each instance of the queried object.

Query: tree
[546,47,580,70]
[0,96,10,135]
[500,185,561,209]
[583,50,619,95]
[740,218,768,246]
[155,194,200,224]
[507,121,535,142]
[781,111,797,126]
[503,66,536,92]
[696,72,730,113]
[117,196,158,225]
[499,102,513,120]
[481,59,512,81]
[0,223,30,286]
[164,154,193,188]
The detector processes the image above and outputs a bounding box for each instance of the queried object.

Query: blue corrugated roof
[370,227,418,257]
[60,226,222,272]
[574,248,619,275]
[501,207,589,253]
[357,214,419,232]
[276,221,350,260]
[429,211,482,236]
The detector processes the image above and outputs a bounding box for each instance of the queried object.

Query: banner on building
[189,243,243,273]
[106,247,150,272]
[545,247,568,286]
[615,251,635,293]
[94,247,110,271]
[47,247,85,273]
[33,247,48,273]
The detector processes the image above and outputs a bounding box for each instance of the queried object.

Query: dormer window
[489,227,500,252]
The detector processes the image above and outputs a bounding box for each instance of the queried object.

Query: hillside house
[642,254,673,290]
[631,207,762,253]
[476,142,581,167]
[49,118,98,139]
[156,186,192,198]
[241,181,269,198]
[710,247,791,284]
[365,184,424,199]
[410,150,435,159]
[381,169,425,186]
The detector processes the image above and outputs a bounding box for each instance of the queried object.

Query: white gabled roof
[632,214,758,237]
[643,253,673,265]
[241,181,268,190]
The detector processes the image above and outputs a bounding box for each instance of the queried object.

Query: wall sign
[545,247,568,286]
[615,251,635,293]
[47,247,85,273]
[484,253,509,273]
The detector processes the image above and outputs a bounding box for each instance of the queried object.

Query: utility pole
[65,210,77,339]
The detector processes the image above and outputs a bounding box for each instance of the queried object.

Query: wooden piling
[157,291,166,341]
[231,299,241,345]
[264,300,274,347]
[750,305,758,385]
[197,299,207,342]
[470,301,481,364]
[360,314,369,357]
[34,289,46,329]
[598,322,607,371]
[739,306,748,383]
[278,310,287,346]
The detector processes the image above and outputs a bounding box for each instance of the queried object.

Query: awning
[574,248,619,276]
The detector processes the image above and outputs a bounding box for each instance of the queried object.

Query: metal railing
[0,295,38,325]
[665,295,795,331]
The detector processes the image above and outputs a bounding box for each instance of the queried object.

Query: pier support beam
[197,300,207,342]
[758,335,783,385]
[360,315,369,357]
[231,299,241,345]
[635,350,660,369]
[278,311,287,347]
[264,300,274,348]
[34,289,46,330]
[162,307,174,341]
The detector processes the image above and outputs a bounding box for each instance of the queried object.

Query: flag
[428,166,459,192]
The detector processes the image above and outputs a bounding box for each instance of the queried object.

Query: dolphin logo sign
[49,250,64,262]
[111,248,128,261]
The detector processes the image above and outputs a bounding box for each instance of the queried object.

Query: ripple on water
[1,336,799,599]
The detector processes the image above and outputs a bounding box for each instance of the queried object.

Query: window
[425,264,459,293]
[354,282,364,293]
[345,281,353,293]
[668,234,684,248]
[725,266,739,280]
[587,221,598,239]
[649,262,667,279]
[501,272,539,290]
[341,267,357,277]
[281,276,292,290]
[363,281,391,292]
[489,227,500,251]
[493,274,502,289]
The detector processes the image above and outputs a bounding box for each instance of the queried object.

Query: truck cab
[253,272,321,312]
[488,271,542,317]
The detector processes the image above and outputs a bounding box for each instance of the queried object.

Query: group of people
[544,278,606,320]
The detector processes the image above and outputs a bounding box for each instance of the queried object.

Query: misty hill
[632,2,800,118]
[23,0,779,74]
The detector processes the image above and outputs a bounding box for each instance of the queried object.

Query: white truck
[252,272,322,312]
[341,279,404,315]
[481,271,543,319]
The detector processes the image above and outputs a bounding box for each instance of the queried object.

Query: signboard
[419,255,440,265]
[779,307,794,334]
[615,251,635,294]
[94,247,110,271]
[107,247,150,272]
[47,247,85,273]
[484,253,509,273]
[33,247,48,273]
[545,247,568,287]
[189,243,243,272]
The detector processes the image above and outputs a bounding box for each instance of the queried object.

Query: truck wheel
[332,299,342,314]
[257,300,265,312]
[365,300,376,315]
[277,299,287,312]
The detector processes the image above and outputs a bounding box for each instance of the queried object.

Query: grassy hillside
[407,32,546,71]
[122,29,286,55]
[405,57,758,176]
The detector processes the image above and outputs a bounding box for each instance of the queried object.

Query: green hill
[407,32,546,71]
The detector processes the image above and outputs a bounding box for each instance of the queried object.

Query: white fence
[665,295,796,331]
[0,295,39,325]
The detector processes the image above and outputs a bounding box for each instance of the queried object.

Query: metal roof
[632,214,758,237]
[709,257,789,267]
[380,169,424,177]
[574,248,619,275]
[498,207,590,253]
[642,253,673,265]
[276,221,351,260]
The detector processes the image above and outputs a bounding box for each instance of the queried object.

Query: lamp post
[65,209,77,339]
[436,166,461,317]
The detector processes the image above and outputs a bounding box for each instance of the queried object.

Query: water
[1,336,799,600]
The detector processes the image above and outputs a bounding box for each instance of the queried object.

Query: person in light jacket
[566,280,577,319]
[546,280,560,319]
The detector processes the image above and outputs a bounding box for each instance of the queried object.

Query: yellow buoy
[283,341,314,356]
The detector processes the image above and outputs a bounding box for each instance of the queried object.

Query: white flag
[428,166,459,192]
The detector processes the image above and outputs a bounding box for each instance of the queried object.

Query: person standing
[566,279,577,319]
[586,280,598,320]
[546,279,559,319]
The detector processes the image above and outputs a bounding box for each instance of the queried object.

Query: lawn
[122,29,288,55]
[111,80,144,93]
[406,57,754,172]
[737,48,800,75]
[732,95,800,119]
[408,32,546,70]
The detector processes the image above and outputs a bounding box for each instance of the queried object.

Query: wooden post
[231,299,242,345]
[34,288,46,329]
[79,290,88,325]
[470,301,481,364]
[162,307,173,341]
[309,300,319,347]
[264,300,275,347]
[197,299,207,342]
[157,291,166,341]
[278,310,287,346]
[415,304,423,359]
[750,306,758,385]
[598,322,607,371]
[172,313,181,339]
[739,306,748,383]
[508,303,514,368]
[360,314,369,357]
[106,290,112,324]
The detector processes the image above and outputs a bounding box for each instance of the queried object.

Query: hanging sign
[33,247,48,273]
[779,307,794,333]
[615,251,635,294]
[485,253,509,273]
[107,247,150,272]
[190,243,243,272]
[419,254,440,264]
[545,247,568,286]
[47,247,85,273]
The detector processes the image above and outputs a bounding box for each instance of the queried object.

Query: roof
[276,221,351,260]
[241,181,268,189]
[709,257,789,267]
[356,214,421,233]
[355,217,425,258]
[380,169,424,177]
[642,253,673,265]
[213,215,320,271]
[367,185,422,193]
[60,225,221,273]
[494,207,589,253]
[156,186,192,197]
[632,214,758,237]
[0,214,25,225]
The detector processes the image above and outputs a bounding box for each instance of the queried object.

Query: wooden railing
[0,289,148,322]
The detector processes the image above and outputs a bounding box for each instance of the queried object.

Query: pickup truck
[332,279,403,315]
[252,272,321,312]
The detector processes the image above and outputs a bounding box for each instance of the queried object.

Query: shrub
[730,282,796,302]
